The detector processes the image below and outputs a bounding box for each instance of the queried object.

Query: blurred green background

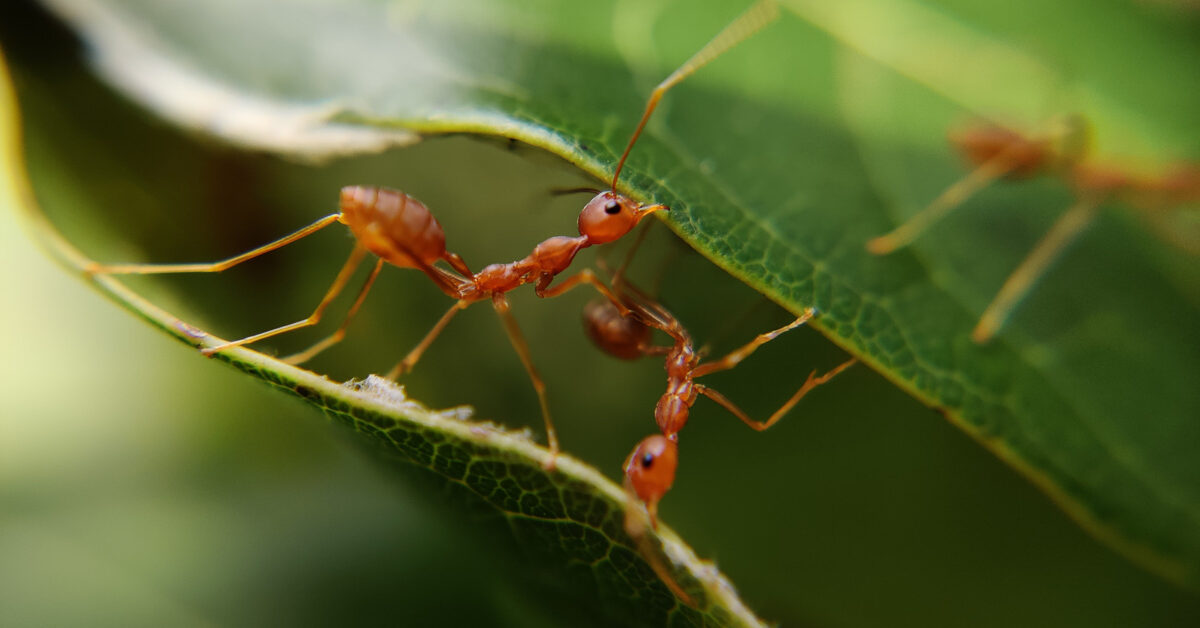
[3,1,1199,626]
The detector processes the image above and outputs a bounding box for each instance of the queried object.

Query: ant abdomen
[583,298,651,360]
[339,185,447,269]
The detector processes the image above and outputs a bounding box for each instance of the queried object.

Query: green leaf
[1,46,773,628]
[8,0,1200,619]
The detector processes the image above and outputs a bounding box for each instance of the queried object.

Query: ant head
[578,192,666,245]
[623,434,678,518]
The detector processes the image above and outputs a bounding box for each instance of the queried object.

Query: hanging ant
[84,0,782,462]
[574,270,852,604]
[582,273,856,527]
[867,114,1200,343]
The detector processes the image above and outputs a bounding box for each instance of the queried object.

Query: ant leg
[607,219,655,293]
[490,294,558,465]
[610,0,780,188]
[972,197,1100,343]
[866,152,1026,255]
[385,299,472,379]
[86,214,341,275]
[282,258,384,365]
[536,268,632,316]
[201,244,368,355]
[691,308,816,378]
[696,357,856,431]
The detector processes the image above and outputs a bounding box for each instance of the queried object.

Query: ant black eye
[604,200,621,215]
[641,453,655,468]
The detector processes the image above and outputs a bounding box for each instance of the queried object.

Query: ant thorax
[655,389,692,436]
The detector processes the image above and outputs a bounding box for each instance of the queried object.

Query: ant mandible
[866,115,1200,343]
[85,0,782,462]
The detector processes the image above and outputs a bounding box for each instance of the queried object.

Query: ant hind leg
[201,244,369,356]
[86,214,342,275]
[282,258,384,365]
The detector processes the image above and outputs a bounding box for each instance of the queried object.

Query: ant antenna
[610,0,781,192]
[549,186,602,197]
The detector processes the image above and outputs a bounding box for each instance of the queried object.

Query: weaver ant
[577,270,855,602]
[867,115,1200,342]
[583,269,856,527]
[84,0,781,461]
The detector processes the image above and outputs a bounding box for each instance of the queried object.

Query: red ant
[583,272,856,527]
[84,0,782,462]
[578,272,855,603]
[867,114,1200,342]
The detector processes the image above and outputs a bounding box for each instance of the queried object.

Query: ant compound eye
[604,200,622,215]
[641,452,656,468]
